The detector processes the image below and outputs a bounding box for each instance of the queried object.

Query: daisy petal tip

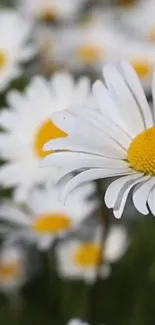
[113,210,122,220]
[92,80,102,92]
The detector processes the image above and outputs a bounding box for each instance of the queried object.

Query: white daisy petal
[103,64,145,137]
[0,203,30,226]
[92,80,128,133]
[105,173,141,209]
[148,188,155,216]
[133,178,155,215]
[120,61,153,129]
[42,151,129,169]
[62,168,134,203]
[113,175,150,219]
[104,226,128,262]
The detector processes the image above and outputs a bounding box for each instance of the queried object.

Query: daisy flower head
[0,241,27,294]
[18,0,88,22]
[0,181,97,251]
[53,16,123,73]
[0,72,93,202]
[43,61,155,219]
[57,225,127,284]
[0,9,35,92]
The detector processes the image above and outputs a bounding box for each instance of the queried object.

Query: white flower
[119,0,155,41]
[18,0,87,22]
[0,9,35,92]
[52,15,123,72]
[0,72,92,202]
[0,242,27,294]
[57,226,128,283]
[0,181,97,251]
[43,61,155,218]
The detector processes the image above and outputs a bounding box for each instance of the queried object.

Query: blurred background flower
[0,0,155,325]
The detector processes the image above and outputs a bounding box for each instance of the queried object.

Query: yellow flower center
[73,243,102,268]
[39,7,57,21]
[127,126,155,175]
[32,213,71,233]
[0,262,22,281]
[77,45,102,64]
[131,59,152,79]
[0,50,7,70]
[34,119,67,158]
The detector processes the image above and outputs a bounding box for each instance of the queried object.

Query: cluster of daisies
[0,0,155,323]
[0,0,130,300]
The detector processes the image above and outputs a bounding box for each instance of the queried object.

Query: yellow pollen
[127,126,155,175]
[0,262,22,281]
[77,45,102,64]
[131,59,152,78]
[39,7,57,21]
[34,119,67,158]
[0,50,7,70]
[73,243,102,268]
[32,213,71,233]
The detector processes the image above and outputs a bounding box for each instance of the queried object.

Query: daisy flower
[0,181,97,251]
[43,61,155,218]
[0,72,92,202]
[0,241,27,294]
[0,10,35,92]
[57,226,128,283]
[18,0,88,22]
[53,15,123,73]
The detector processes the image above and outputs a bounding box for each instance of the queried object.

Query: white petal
[148,188,155,216]
[133,178,155,215]
[103,64,145,137]
[104,226,128,262]
[62,168,133,203]
[0,202,31,226]
[105,173,140,208]
[113,175,150,219]
[42,151,129,169]
[93,80,129,134]
[120,61,153,129]
[51,110,77,135]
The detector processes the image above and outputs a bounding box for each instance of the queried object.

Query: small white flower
[0,181,97,251]
[18,0,88,22]
[0,242,27,294]
[0,9,35,92]
[57,226,127,284]
[43,61,155,218]
[0,72,92,202]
